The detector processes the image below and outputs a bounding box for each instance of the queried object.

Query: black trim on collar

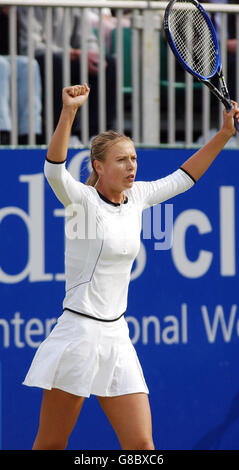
[46,157,67,164]
[180,167,197,184]
[97,190,128,207]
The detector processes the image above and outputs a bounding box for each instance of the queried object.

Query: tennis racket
[163,0,239,132]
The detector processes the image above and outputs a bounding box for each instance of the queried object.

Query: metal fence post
[9,6,18,145]
[142,9,160,145]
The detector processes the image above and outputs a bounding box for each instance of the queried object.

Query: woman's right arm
[44,84,90,207]
[47,83,90,163]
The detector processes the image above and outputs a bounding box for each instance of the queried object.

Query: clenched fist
[62,83,90,110]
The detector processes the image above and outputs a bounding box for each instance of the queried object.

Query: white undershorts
[22,310,149,398]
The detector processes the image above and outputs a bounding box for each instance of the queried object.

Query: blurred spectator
[0,7,42,145]
[87,2,130,52]
[88,4,117,52]
[18,6,116,142]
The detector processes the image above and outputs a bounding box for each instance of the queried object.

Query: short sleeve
[130,168,195,209]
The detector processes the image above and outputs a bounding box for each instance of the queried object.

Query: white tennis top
[44,159,195,321]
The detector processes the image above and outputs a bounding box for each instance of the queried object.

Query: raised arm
[44,84,91,207]
[181,102,239,181]
[131,103,239,210]
[47,83,90,163]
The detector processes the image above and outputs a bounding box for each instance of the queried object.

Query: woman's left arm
[181,102,239,182]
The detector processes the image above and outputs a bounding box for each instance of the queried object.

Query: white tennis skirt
[23,310,149,398]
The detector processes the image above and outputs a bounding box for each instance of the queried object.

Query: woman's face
[97,140,137,192]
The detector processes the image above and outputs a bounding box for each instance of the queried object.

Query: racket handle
[225,102,239,133]
[234,116,239,133]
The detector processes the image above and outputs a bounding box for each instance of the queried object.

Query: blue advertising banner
[0,146,239,450]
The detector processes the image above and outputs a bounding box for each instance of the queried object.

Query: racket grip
[225,102,239,133]
[233,116,239,133]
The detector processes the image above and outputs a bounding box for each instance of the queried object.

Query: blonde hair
[86,130,133,187]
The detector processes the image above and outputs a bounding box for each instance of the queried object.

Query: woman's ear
[93,159,103,177]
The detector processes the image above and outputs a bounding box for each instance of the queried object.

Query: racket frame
[163,0,234,112]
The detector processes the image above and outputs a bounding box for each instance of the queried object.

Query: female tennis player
[23,83,239,450]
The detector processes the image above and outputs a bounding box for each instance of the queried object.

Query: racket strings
[169,2,217,77]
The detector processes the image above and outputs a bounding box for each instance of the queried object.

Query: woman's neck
[95,182,125,204]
